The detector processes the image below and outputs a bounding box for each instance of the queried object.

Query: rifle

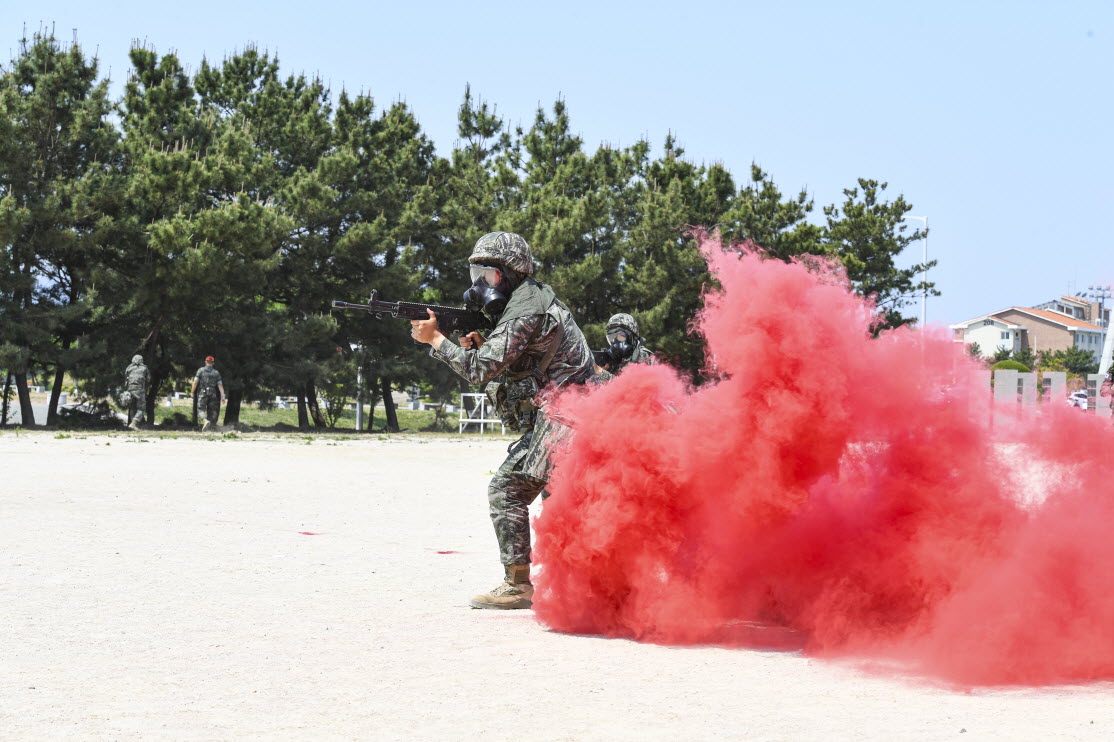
[331,290,494,337]
[592,348,614,368]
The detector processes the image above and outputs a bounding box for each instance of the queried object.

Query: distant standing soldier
[191,355,225,431]
[599,313,654,374]
[123,354,151,430]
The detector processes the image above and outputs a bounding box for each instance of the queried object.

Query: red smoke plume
[533,233,1114,686]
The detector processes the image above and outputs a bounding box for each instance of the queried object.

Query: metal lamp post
[904,215,928,326]
[350,343,364,432]
[1084,284,1113,376]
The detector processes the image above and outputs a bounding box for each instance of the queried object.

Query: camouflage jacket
[432,279,594,479]
[430,277,597,418]
[194,366,223,396]
[124,360,150,392]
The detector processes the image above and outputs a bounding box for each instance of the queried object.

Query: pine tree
[0,31,117,424]
[822,179,934,331]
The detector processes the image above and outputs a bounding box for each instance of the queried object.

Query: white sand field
[1,431,1111,741]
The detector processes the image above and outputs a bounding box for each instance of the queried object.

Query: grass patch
[152,401,448,432]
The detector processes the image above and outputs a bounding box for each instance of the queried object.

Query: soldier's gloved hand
[460,331,486,350]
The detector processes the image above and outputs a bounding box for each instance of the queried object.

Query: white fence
[458,392,505,434]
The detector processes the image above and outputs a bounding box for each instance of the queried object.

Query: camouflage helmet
[606,313,640,338]
[131,354,144,364]
[468,232,534,276]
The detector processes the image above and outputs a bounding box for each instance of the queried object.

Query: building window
[1001,331,1010,340]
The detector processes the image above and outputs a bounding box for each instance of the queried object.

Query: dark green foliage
[822,179,934,332]
[990,360,1031,372]
[993,346,1012,362]
[1039,347,1100,375]
[1011,347,1037,368]
[0,31,118,424]
[2,35,935,418]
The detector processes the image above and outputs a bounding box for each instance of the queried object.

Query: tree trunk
[365,379,382,434]
[223,389,243,426]
[296,388,309,430]
[14,372,34,426]
[47,365,65,426]
[305,381,326,428]
[381,377,400,433]
[1,373,12,427]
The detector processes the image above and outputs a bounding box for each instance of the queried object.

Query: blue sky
[7,1,1112,326]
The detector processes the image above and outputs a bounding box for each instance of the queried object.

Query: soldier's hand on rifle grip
[460,331,485,350]
[410,309,444,347]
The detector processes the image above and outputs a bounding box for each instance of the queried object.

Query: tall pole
[905,215,928,326]
[1087,284,1113,376]
[351,343,364,432]
[356,364,364,432]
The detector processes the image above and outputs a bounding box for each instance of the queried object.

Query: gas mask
[463,264,509,317]
[606,328,635,363]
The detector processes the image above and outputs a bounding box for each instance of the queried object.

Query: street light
[1083,284,1113,376]
[904,215,928,326]
[1083,285,1111,328]
[349,342,364,432]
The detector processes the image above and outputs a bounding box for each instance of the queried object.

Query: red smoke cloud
[533,233,1114,686]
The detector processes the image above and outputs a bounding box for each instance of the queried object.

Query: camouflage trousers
[126,389,147,425]
[197,392,220,425]
[489,431,548,566]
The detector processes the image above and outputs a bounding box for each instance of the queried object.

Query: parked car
[1068,390,1090,410]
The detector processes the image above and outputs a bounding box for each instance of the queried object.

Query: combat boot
[201,419,211,432]
[469,564,533,610]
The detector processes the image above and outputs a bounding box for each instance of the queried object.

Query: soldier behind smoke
[123,354,151,430]
[599,313,654,375]
[410,231,596,609]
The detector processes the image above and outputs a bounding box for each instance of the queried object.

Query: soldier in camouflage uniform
[599,313,654,375]
[190,355,225,431]
[410,232,595,610]
[123,354,151,430]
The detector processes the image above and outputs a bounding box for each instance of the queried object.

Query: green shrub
[990,360,1030,373]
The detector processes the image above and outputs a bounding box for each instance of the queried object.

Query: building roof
[951,307,1104,332]
[949,314,1025,330]
[998,306,1103,331]
[1060,295,1090,306]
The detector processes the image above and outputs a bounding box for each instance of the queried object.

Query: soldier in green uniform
[123,354,151,430]
[599,313,654,374]
[410,232,595,610]
[190,355,225,432]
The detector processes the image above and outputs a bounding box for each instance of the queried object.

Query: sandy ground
[1,431,1112,742]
